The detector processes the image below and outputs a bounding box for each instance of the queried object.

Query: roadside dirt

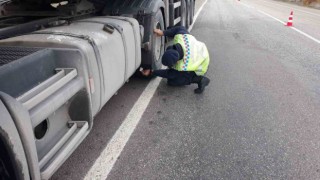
[276,0,320,9]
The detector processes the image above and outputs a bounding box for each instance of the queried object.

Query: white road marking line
[257,9,286,25]
[257,0,320,18]
[240,2,320,44]
[258,9,320,44]
[84,77,162,180]
[188,0,208,32]
[84,0,209,179]
[291,26,320,44]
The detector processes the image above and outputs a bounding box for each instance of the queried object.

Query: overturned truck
[0,0,195,179]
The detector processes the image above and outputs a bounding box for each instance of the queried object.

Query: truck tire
[0,141,18,180]
[152,10,165,70]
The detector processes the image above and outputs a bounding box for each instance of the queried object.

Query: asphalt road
[52,0,320,179]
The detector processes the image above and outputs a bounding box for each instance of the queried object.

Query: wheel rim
[154,22,164,62]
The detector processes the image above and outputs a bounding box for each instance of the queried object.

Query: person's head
[162,49,179,67]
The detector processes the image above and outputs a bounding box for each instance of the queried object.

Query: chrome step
[17,68,78,110]
[40,121,89,180]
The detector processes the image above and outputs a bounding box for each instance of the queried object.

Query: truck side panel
[0,16,141,179]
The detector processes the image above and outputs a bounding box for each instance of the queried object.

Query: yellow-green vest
[172,34,209,76]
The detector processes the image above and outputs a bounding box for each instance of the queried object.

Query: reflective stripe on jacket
[172,34,209,76]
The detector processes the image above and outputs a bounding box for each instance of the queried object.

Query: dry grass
[303,0,320,5]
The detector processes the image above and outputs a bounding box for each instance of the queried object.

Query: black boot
[194,76,210,94]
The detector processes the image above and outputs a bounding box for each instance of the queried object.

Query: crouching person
[142,26,210,94]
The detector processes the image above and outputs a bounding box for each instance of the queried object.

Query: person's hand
[154,29,164,36]
[141,69,152,76]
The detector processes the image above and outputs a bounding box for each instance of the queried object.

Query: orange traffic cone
[286,11,293,27]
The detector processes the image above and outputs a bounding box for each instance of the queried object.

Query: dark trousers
[153,69,200,86]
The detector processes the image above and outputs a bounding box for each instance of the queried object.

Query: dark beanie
[166,44,183,59]
[162,49,180,67]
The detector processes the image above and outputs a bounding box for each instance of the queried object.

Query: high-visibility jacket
[172,34,210,76]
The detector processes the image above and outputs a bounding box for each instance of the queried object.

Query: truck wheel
[152,10,165,70]
[0,141,17,180]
